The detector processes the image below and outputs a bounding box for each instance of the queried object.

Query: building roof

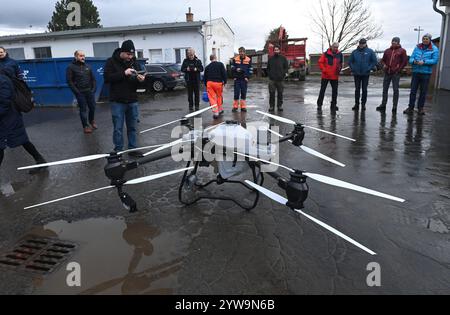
[0,21,205,43]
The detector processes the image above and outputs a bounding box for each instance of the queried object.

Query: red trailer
[267,26,308,80]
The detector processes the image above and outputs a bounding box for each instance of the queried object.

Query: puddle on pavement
[0,180,29,198]
[30,217,188,295]
[0,183,15,197]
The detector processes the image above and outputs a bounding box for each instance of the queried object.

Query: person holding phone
[104,40,146,157]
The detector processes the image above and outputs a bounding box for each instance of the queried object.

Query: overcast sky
[0,0,445,54]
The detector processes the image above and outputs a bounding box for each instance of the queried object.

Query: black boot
[403,107,414,115]
[352,105,359,111]
[29,156,48,175]
[376,105,386,112]
[269,107,275,113]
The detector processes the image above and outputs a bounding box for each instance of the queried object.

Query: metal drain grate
[0,236,78,276]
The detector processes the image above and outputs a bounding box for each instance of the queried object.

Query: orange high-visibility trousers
[207,81,224,113]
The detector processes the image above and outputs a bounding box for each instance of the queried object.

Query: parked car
[144,63,185,92]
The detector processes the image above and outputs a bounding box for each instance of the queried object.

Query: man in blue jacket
[403,34,439,116]
[348,39,378,111]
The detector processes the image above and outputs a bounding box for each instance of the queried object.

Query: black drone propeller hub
[104,154,127,183]
[286,170,309,210]
[292,124,306,147]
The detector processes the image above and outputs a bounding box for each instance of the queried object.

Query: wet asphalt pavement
[0,76,449,295]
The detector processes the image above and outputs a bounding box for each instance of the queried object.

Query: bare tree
[311,0,383,52]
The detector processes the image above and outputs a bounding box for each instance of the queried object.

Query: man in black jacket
[181,48,204,111]
[267,45,289,112]
[67,50,97,134]
[104,40,145,156]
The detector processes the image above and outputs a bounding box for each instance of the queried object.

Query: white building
[0,10,235,66]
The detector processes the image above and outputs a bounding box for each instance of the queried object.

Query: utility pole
[414,26,424,44]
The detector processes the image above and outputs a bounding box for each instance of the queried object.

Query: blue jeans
[111,102,139,151]
[408,73,431,109]
[234,79,248,100]
[75,91,96,128]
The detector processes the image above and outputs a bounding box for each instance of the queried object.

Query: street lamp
[414,26,424,44]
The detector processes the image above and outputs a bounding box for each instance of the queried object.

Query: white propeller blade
[239,153,405,203]
[257,110,296,125]
[25,186,115,210]
[18,144,168,171]
[234,152,295,172]
[300,146,346,168]
[25,167,194,210]
[125,167,194,185]
[294,209,377,255]
[303,173,406,203]
[267,128,284,138]
[244,180,377,256]
[143,139,192,157]
[204,122,225,132]
[184,105,217,118]
[118,144,164,155]
[303,126,356,142]
[140,105,218,134]
[140,119,183,134]
[258,111,356,142]
[18,154,110,170]
[245,180,290,205]
[267,129,346,167]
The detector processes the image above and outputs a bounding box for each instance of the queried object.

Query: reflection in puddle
[32,217,186,295]
[1,183,15,197]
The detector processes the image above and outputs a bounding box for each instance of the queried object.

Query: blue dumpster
[17,58,146,107]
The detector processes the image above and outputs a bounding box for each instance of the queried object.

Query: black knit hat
[121,40,136,53]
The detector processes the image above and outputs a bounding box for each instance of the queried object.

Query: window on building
[175,48,188,64]
[6,48,25,60]
[93,42,119,58]
[33,47,52,59]
[137,50,144,59]
[149,49,163,63]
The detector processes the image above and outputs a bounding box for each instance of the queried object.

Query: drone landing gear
[117,186,138,213]
[178,161,264,211]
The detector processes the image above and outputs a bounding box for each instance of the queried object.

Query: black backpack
[1,69,35,113]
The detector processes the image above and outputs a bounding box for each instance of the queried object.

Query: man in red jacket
[376,37,408,113]
[317,42,343,112]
